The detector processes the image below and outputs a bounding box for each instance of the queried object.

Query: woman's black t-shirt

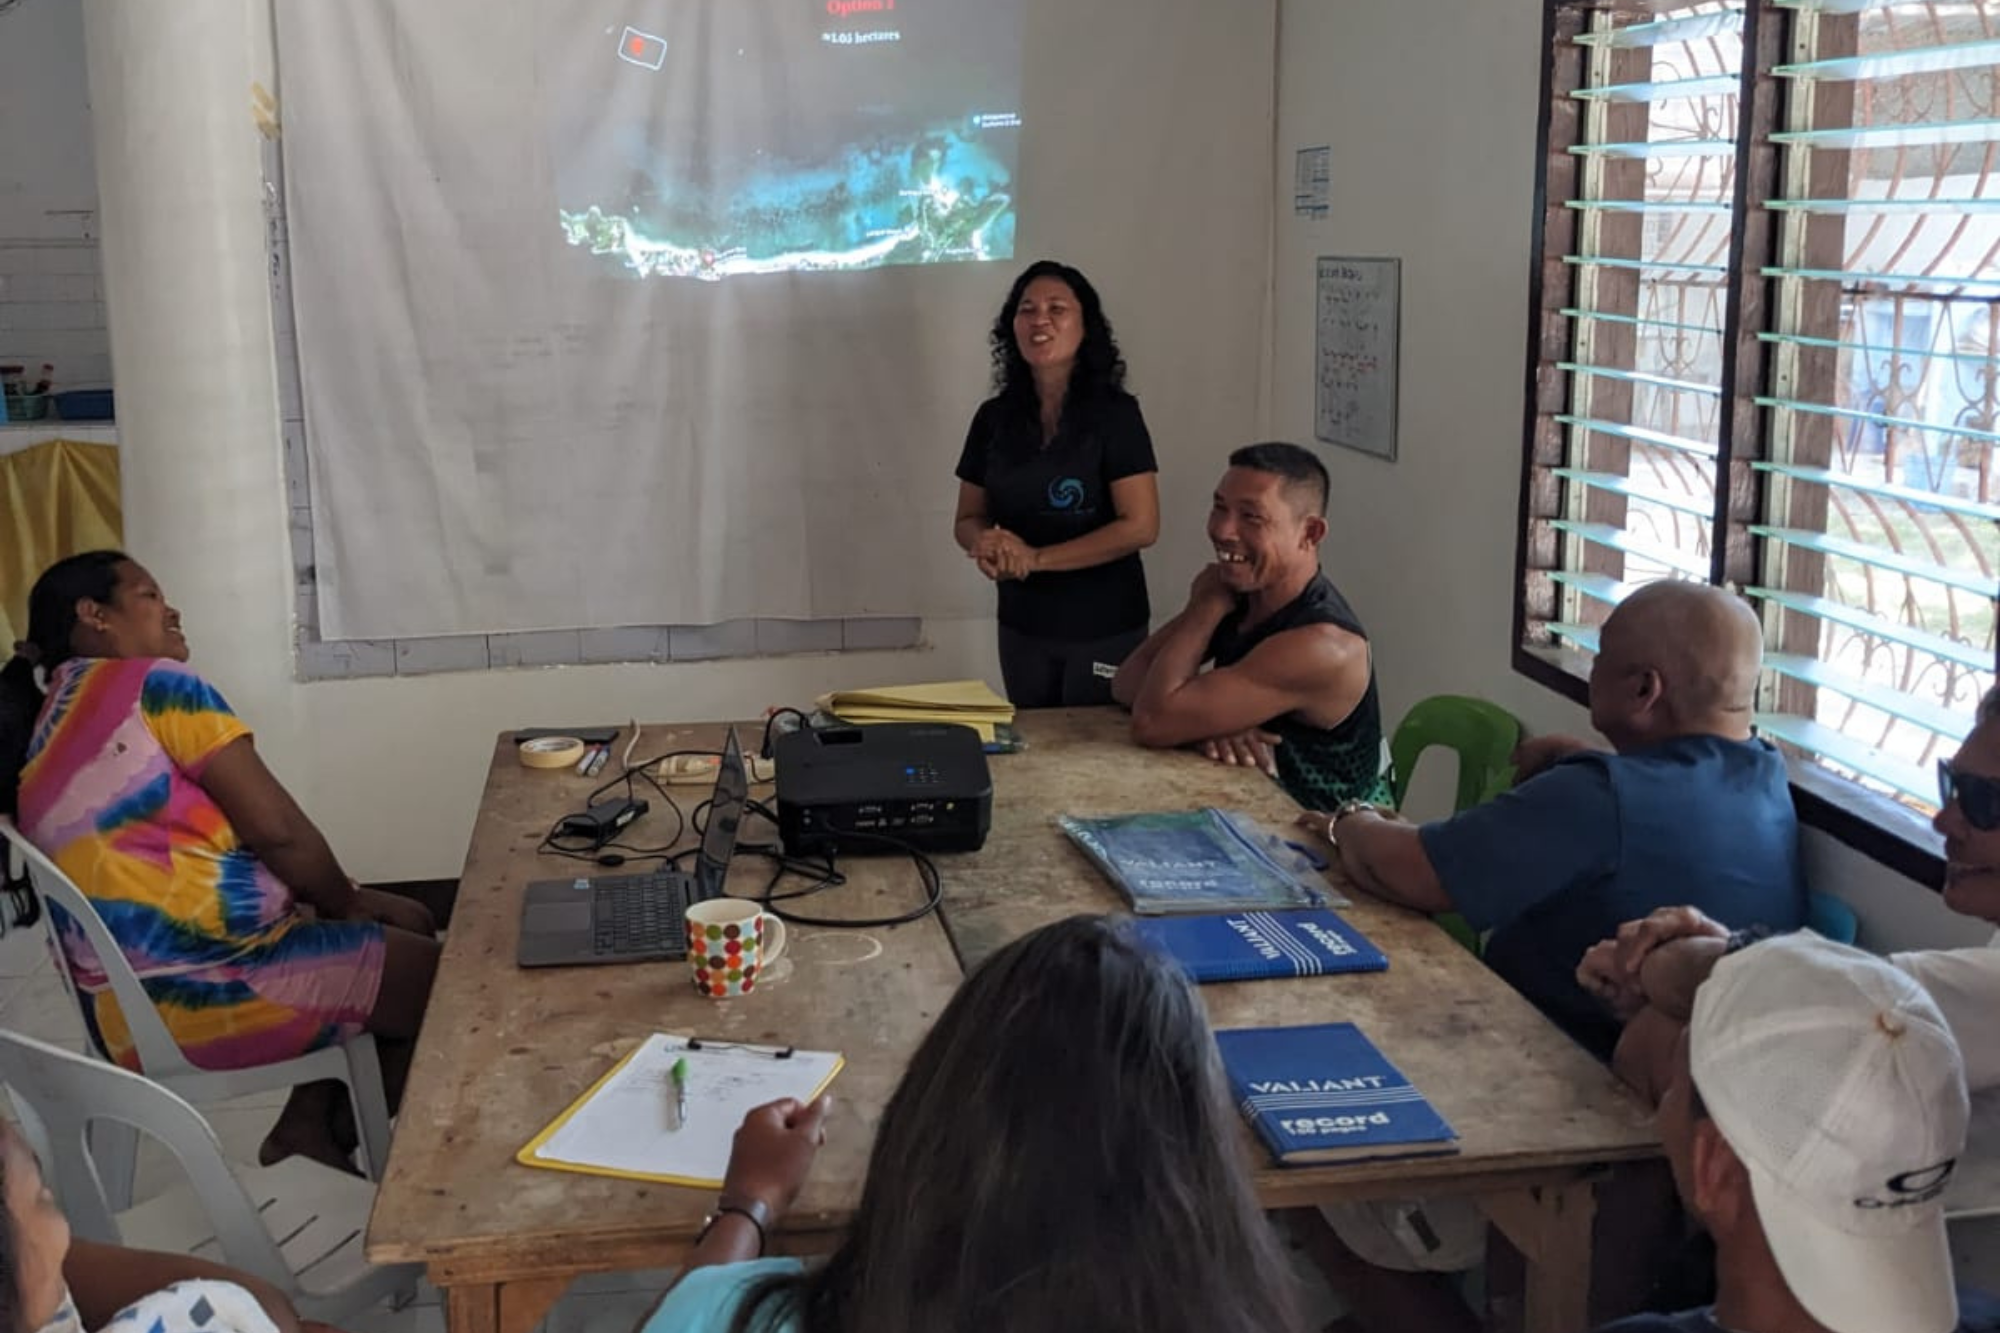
[955,389,1158,642]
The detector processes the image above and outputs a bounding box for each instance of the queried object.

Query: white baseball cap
[1691,932,1969,1333]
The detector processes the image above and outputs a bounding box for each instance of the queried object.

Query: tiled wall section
[0,231,113,392]
[263,159,922,681]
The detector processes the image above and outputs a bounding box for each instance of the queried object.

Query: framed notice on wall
[1314,256,1400,462]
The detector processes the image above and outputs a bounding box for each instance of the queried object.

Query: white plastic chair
[0,818,393,1206]
[0,1026,418,1325]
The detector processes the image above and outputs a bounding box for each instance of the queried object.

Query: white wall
[0,0,96,236]
[77,0,1266,882]
[1270,0,1565,738]
[1268,0,1960,949]
[0,0,113,389]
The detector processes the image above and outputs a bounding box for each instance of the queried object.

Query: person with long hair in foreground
[637,914,1305,1333]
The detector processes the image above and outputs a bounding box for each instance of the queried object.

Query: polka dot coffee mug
[686,898,788,998]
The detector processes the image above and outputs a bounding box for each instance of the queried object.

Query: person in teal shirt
[637,915,1305,1333]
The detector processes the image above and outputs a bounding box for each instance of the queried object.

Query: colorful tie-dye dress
[16,657,384,1071]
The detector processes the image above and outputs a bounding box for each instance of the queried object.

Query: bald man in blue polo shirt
[1294,583,1809,1333]
[1308,581,1807,1060]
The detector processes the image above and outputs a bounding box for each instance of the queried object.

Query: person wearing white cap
[1595,932,1970,1333]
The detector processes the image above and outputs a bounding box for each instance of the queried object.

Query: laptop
[516,727,751,968]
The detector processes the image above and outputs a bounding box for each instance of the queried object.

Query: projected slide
[552,0,1022,281]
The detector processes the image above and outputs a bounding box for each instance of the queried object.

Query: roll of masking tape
[518,736,586,770]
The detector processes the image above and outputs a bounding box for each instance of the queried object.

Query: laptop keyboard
[591,873,689,957]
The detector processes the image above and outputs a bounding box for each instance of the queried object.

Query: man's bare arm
[1111,618,1178,708]
[1132,623,1366,751]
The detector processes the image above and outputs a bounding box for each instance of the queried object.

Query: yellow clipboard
[516,1032,845,1188]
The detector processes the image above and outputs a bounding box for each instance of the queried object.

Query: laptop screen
[695,728,750,895]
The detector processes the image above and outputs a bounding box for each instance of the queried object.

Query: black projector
[773,722,993,856]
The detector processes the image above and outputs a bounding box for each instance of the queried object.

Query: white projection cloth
[275,0,1274,639]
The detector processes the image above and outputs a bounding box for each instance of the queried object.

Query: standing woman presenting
[953,260,1160,708]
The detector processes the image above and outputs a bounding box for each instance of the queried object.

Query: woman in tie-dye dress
[0,552,440,1173]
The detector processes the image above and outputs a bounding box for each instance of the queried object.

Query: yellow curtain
[0,439,123,649]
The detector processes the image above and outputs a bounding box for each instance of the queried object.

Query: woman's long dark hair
[731,914,1304,1333]
[1,550,127,816]
[988,259,1128,424]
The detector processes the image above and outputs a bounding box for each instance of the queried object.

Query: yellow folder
[819,679,1013,715]
[816,680,1014,741]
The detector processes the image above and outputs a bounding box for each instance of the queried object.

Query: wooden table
[368,709,1658,1333]
[364,720,966,1333]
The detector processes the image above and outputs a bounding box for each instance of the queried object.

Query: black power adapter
[557,796,649,846]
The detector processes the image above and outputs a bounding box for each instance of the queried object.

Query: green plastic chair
[1389,695,1525,814]
[1387,695,1525,955]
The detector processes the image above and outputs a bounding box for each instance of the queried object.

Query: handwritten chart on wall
[1314,257,1400,462]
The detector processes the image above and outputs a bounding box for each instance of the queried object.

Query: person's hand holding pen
[642,1095,835,1294]
[672,1097,832,1269]
[724,1096,831,1217]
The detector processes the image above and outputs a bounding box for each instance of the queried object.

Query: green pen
[671,1057,690,1129]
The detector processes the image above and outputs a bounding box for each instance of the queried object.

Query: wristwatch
[697,1195,773,1254]
[1324,799,1380,848]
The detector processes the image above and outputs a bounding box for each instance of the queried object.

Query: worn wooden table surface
[369,708,1659,1333]
[365,720,965,1333]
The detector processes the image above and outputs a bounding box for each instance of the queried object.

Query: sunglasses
[1938,759,2000,832]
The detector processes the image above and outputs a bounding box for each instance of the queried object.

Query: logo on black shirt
[1048,477,1086,510]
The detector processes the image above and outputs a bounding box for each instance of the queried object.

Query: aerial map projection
[552,0,1022,281]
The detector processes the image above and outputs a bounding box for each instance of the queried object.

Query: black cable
[535,831,682,868]
[751,824,943,929]
[758,708,814,759]
[535,750,703,866]
[696,793,942,927]
[691,796,843,890]
[737,841,846,892]
[581,749,709,810]
[536,772,676,868]
[744,845,846,901]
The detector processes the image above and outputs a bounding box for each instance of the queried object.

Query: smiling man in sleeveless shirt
[1111,442,1391,810]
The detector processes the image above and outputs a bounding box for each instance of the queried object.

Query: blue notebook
[1214,1022,1458,1165]
[1129,909,1387,983]
[1057,808,1339,915]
